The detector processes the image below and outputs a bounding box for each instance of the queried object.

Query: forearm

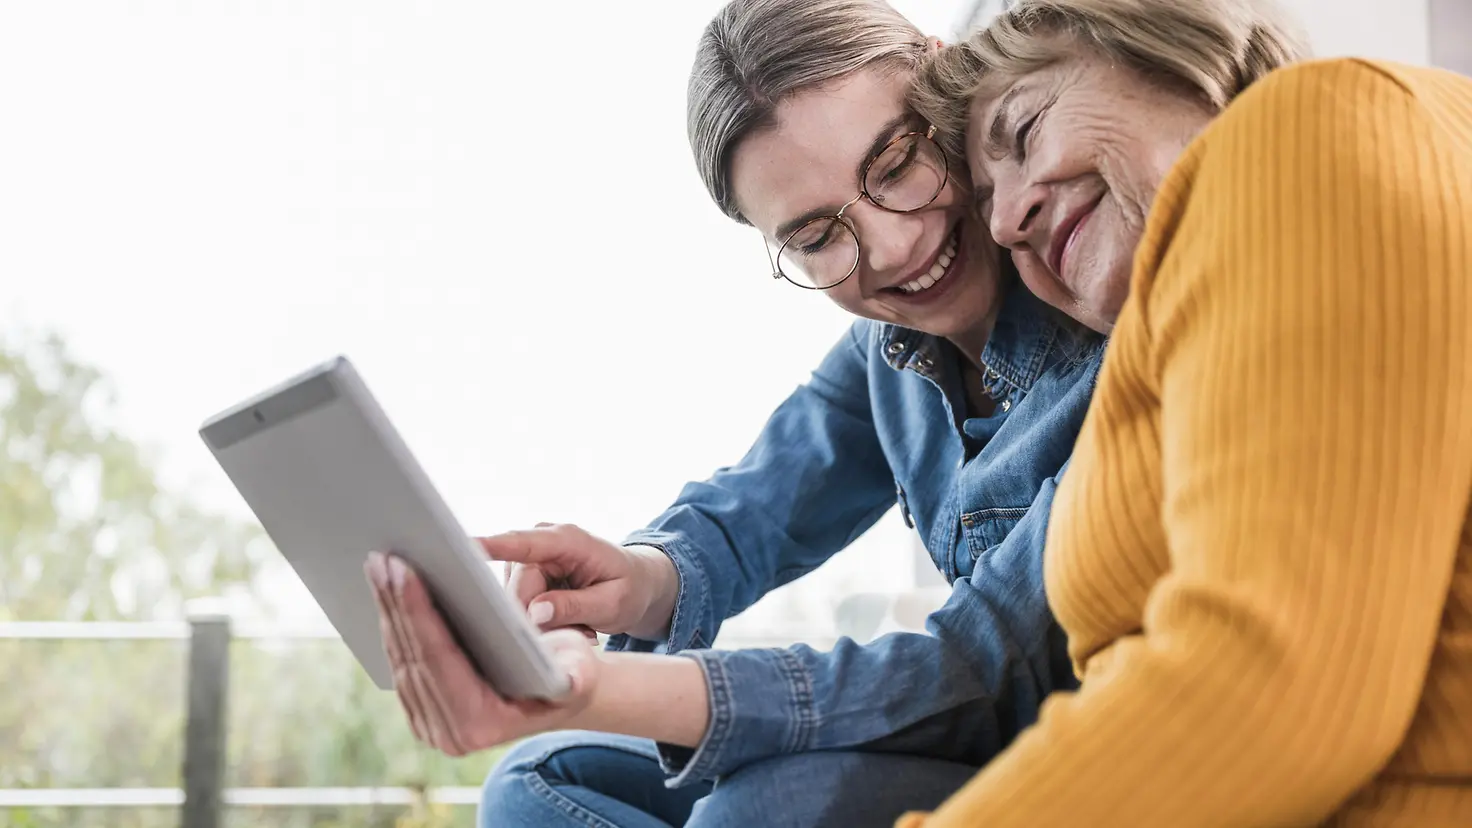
[537,526,1071,779]
[649,559,1073,786]
[567,651,710,749]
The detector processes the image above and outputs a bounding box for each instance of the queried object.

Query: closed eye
[1014,113,1039,158]
[792,222,839,256]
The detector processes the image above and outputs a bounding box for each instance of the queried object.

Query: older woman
[900,0,1472,825]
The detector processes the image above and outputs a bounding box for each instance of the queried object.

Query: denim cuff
[603,531,710,655]
[654,647,816,787]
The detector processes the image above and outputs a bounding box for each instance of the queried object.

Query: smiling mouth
[1049,195,1104,278]
[886,225,961,297]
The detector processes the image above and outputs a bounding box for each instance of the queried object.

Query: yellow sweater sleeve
[899,59,1472,827]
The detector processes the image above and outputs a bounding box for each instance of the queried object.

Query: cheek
[1016,253,1071,306]
[823,281,869,317]
[1033,114,1108,177]
[964,220,1003,278]
[1078,206,1141,319]
[1082,129,1170,226]
[1080,201,1137,270]
[1042,113,1147,197]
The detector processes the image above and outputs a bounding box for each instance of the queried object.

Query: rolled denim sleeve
[606,321,898,655]
[653,472,1077,786]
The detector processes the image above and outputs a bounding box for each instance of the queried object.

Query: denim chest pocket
[960,506,1030,558]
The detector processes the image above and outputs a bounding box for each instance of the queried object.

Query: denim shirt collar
[876,282,1063,396]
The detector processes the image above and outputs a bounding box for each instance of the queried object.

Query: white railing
[0,787,483,808]
[0,617,826,826]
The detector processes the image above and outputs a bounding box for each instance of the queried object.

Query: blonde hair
[688,0,928,225]
[911,0,1312,163]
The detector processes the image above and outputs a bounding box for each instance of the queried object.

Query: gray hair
[688,0,929,225]
[911,0,1312,164]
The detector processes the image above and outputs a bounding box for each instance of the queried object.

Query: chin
[921,266,997,336]
[1089,265,1132,328]
[1058,251,1113,311]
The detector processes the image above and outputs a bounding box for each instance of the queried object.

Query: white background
[0,0,1434,633]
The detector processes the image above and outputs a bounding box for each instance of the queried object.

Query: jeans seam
[961,506,1031,522]
[523,772,627,828]
[526,738,661,768]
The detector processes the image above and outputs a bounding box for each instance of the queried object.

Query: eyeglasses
[765,124,949,291]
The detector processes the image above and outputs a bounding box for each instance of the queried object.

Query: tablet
[198,355,570,701]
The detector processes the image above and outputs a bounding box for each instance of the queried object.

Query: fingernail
[364,552,385,584]
[528,602,553,625]
[387,556,408,591]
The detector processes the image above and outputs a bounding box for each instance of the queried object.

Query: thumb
[542,629,598,700]
[527,581,624,632]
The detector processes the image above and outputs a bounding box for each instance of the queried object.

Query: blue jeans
[480,731,980,828]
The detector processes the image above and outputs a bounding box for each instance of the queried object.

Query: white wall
[961,0,1431,64]
[1281,0,1430,65]
[1429,0,1472,74]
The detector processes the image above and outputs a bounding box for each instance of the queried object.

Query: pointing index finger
[477,528,574,565]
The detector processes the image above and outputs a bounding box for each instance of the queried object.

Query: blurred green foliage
[0,334,506,827]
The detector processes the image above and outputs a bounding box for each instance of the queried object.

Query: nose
[849,200,923,284]
[988,176,1047,253]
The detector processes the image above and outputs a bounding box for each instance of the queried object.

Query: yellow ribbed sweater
[900,58,1472,827]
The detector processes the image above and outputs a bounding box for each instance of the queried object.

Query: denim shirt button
[887,342,907,355]
[985,367,999,380]
[1000,398,1012,412]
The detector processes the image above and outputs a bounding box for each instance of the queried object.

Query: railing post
[181,611,231,828]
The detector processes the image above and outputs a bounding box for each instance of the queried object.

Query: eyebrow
[984,85,1027,156]
[773,112,916,241]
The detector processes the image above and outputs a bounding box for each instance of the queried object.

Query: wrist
[625,544,679,641]
[566,651,709,748]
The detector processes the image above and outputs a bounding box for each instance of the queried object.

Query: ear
[928,37,945,56]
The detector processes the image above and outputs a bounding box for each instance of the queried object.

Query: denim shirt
[607,282,1105,785]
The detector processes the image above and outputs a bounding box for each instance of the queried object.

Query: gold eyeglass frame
[765,123,949,291]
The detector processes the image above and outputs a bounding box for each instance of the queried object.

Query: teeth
[897,226,962,294]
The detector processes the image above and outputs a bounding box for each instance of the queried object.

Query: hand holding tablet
[198,356,571,701]
[362,548,600,755]
[197,355,714,760]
